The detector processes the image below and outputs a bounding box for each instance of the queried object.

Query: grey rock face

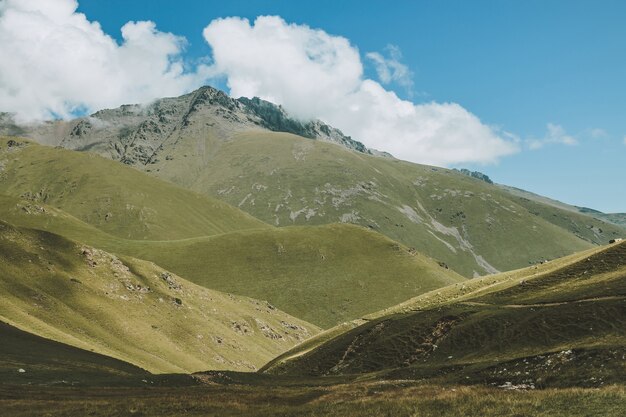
[0,86,376,165]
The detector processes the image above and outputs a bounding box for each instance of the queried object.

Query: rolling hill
[148,129,622,277]
[4,87,622,277]
[0,137,267,241]
[264,241,626,388]
[0,193,464,328]
[499,184,626,230]
[0,137,466,328]
[0,220,319,374]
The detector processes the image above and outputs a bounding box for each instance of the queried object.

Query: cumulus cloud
[366,45,414,92]
[528,123,578,150]
[203,16,518,166]
[0,5,519,166]
[203,16,363,121]
[0,0,208,121]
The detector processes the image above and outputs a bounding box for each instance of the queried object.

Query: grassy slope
[125,224,465,328]
[146,131,622,277]
[265,242,626,387]
[0,196,464,328]
[0,137,465,327]
[0,137,268,240]
[597,213,626,228]
[500,184,626,229]
[0,220,319,374]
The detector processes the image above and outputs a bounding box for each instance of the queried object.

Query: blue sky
[4,1,625,211]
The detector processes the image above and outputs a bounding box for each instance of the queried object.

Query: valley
[0,89,624,417]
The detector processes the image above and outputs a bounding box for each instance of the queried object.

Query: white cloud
[366,45,414,92]
[528,123,578,150]
[203,16,518,166]
[0,0,209,121]
[203,16,363,121]
[0,6,519,166]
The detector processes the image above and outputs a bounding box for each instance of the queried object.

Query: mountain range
[1,86,623,278]
[0,86,624,416]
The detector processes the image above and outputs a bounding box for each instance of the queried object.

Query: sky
[0,0,624,212]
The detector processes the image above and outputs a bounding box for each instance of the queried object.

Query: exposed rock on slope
[0,86,371,165]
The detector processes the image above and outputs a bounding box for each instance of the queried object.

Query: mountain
[0,86,369,159]
[501,185,626,229]
[0,220,318,373]
[0,138,464,328]
[263,241,626,388]
[2,86,622,278]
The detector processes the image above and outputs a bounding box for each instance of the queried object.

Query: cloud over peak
[0,3,519,166]
[203,16,519,166]
[203,16,363,120]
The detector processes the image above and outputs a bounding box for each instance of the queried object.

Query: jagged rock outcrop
[0,86,375,165]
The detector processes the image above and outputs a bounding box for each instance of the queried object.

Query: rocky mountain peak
[0,85,376,164]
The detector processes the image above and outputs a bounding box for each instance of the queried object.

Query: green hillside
[0,195,464,328]
[264,241,626,388]
[0,220,319,374]
[0,137,267,240]
[6,87,622,278]
[145,130,622,277]
[123,224,465,328]
[499,184,626,232]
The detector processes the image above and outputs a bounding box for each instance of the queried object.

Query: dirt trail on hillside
[460,295,626,309]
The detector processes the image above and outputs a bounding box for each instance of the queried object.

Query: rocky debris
[160,272,181,290]
[20,189,51,203]
[69,120,93,137]
[280,321,310,340]
[453,168,493,184]
[255,319,283,340]
[280,321,302,331]
[80,247,97,267]
[110,256,130,275]
[231,321,253,335]
[2,137,28,151]
[498,381,535,390]
[18,203,47,215]
[124,281,151,294]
